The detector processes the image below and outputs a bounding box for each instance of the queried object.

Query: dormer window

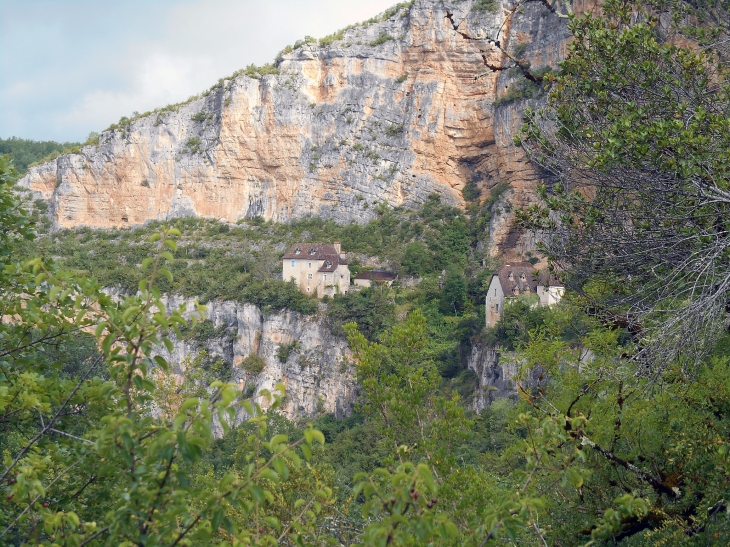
[309,248,316,255]
[508,272,514,281]
[325,261,332,267]
[520,273,527,281]
[295,248,300,255]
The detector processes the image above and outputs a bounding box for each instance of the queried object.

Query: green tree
[327,285,395,341]
[440,267,467,315]
[401,241,431,276]
[519,0,730,368]
[0,156,329,545]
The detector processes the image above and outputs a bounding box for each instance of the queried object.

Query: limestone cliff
[158,296,357,421]
[467,342,544,412]
[18,0,573,256]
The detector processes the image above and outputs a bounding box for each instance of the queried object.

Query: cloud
[59,53,208,131]
[0,0,398,142]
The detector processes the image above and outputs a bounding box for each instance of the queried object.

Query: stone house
[485,262,564,327]
[282,242,350,297]
[353,270,397,288]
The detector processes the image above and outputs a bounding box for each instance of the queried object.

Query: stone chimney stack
[333,241,341,254]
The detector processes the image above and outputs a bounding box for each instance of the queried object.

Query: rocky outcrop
[467,342,545,412]
[158,297,357,421]
[18,0,573,257]
[467,343,515,412]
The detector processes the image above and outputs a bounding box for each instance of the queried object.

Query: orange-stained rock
[19,0,573,259]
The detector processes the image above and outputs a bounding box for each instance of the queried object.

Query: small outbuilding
[353,270,398,288]
[485,262,564,327]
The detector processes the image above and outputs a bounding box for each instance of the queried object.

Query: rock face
[158,297,357,421]
[18,0,572,256]
[467,343,516,412]
[467,342,544,412]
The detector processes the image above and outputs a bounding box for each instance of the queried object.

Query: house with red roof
[282,242,350,297]
[485,262,564,327]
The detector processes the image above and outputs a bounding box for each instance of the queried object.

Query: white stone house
[282,242,350,297]
[485,262,564,327]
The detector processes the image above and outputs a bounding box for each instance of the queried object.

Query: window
[495,303,499,312]
[307,273,313,280]
[308,263,311,268]
[323,274,327,281]
[291,260,295,267]
[306,287,311,292]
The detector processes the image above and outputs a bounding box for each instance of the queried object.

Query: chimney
[333,241,341,254]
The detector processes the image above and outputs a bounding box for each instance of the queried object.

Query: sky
[0,0,397,143]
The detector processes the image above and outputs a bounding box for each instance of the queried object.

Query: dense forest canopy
[0,137,80,177]
[1,0,730,545]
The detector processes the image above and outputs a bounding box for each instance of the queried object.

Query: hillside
[0,137,80,176]
[17,0,572,258]
[17,194,502,419]
[3,0,730,544]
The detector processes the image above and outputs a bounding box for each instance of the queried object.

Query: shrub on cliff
[240,353,266,374]
[327,285,395,341]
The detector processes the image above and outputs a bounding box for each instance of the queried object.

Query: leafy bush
[319,27,351,46]
[241,63,280,79]
[481,296,549,350]
[494,67,553,107]
[240,353,266,374]
[364,1,413,25]
[276,341,300,363]
[184,137,202,154]
[386,124,404,137]
[512,42,528,58]
[401,241,431,276]
[461,178,481,202]
[473,0,498,12]
[191,111,207,122]
[328,286,395,340]
[369,32,393,46]
[84,131,100,146]
[440,266,468,315]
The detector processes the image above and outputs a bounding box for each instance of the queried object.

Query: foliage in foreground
[518,0,730,368]
[2,117,730,546]
[4,0,730,543]
[0,156,331,545]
